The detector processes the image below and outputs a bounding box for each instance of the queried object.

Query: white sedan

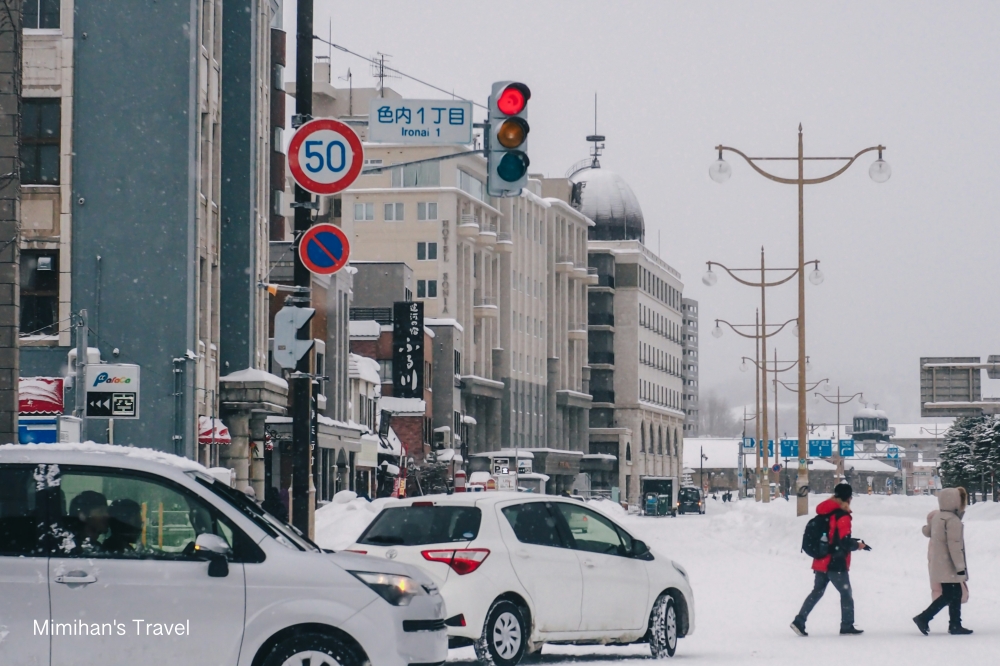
[346,494,695,666]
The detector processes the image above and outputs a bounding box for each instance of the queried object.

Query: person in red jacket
[791,483,868,636]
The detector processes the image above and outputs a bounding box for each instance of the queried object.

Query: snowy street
[318,494,1000,665]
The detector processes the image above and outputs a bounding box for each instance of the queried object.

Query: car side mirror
[632,539,653,561]
[194,533,232,577]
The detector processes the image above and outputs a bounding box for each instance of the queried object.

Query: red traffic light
[497,83,531,115]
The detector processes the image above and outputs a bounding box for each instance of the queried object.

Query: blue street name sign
[839,439,855,457]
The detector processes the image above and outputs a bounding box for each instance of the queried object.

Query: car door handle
[582,559,596,568]
[54,571,98,585]
[516,550,530,559]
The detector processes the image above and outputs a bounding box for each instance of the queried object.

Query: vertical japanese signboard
[392,301,424,398]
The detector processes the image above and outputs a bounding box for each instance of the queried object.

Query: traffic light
[272,306,315,369]
[487,81,530,197]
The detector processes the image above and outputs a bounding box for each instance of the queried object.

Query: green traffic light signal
[497,151,530,182]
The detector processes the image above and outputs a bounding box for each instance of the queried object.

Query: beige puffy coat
[922,488,968,585]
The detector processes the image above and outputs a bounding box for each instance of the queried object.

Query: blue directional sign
[780,439,798,458]
[742,437,755,451]
[808,439,833,457]
[839,439,855,457]
[887,445,899,459]
[767,440,774,457]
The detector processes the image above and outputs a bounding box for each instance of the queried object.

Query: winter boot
[948,625,973,635]
[839,625,864,635]
[790,618,807,637]
[913,615,930,636]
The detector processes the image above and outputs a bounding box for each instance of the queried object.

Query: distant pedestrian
[791,483,868,636]
[913,487,972,635]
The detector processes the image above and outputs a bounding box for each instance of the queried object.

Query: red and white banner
[19,377,64,414]
[198,416,232,445]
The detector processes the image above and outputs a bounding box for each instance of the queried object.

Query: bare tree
[699,389,742,437]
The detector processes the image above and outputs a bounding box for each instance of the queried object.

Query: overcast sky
[286,1,1000,424]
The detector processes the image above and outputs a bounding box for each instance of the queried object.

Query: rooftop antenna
[339,68,353,116]
[586,92,605,168]
[370,52,400,98]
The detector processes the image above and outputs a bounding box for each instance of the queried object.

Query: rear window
[680,488,700,501]
[358,506,482,547]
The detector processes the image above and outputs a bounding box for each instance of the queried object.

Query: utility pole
[74,310,88,442]
[291,0,315,537]
[0,1,20,445]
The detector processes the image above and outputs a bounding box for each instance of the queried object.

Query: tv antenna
[586,92,605,168]
[370,52,400,98]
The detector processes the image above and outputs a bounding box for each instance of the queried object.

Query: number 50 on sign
[288,118,364,195]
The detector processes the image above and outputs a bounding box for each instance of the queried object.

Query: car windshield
[358,505,481,546]
[192,474,319,552]
[679,488,700,501]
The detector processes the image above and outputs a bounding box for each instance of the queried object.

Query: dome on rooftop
[570,167,645,243]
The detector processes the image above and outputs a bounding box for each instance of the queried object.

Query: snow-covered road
[316,493,1000,665]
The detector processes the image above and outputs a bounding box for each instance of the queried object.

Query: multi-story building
[20,0,281,485]
[682,298,700,435]
[579,165,686,504]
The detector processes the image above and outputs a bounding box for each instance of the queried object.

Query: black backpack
[802,512,839,559]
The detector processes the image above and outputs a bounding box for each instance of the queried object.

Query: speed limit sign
[288,118,364,195]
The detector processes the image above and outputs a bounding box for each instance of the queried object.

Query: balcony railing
[596,274,615,288]
[589,351,615,365]
[497,232,512,242]
[588,313,615,326]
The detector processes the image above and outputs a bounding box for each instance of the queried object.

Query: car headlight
[671,561,688,579]
[349,571,427,606]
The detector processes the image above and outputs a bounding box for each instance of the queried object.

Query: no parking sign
[298,223,350,276]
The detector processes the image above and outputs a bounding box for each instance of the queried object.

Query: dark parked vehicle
[678,487,705,515]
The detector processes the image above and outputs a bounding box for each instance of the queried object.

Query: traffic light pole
[292,0,315,537]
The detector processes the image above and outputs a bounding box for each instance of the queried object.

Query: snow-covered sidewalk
[316,493,1000,664]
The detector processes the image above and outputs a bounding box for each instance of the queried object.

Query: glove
[956,570,966,576]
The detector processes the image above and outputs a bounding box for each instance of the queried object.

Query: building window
[20,251,59,336]
[417,202,438,220]
[457,170,485,201]
[377,359,393,383]
[384,202,404,221]
[21,99,60,185]
[416,242,437,261]
[391,162,440,187]
[417,280,437,298]
[454,349,461,375]
[354,202,374,220]
[24,0,60,29]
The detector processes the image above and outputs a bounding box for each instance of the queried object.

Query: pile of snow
[586,498,628,518]
[314,490,395,551]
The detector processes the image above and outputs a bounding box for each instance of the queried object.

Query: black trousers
[919,583,962,627]
[797,570,854,628]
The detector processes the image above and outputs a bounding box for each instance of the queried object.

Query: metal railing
[497,232,512,243]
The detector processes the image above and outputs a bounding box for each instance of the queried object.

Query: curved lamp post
[710,126,889,515]
[813,388,864,483]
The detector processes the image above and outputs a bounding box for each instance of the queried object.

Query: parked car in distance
[0,443,448,666]
[346,494,695,666]
[677,487,705,515]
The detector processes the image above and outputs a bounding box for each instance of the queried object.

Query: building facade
[682,298,700,435]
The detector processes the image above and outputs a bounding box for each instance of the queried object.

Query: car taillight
[421,548,490,575]
[343,549,368,555]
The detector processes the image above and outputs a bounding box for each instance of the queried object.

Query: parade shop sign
[392,301,424,398]
[369,99,473,145]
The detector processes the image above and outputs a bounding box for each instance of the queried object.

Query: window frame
[20,98,61,185]
[551,502,635,558]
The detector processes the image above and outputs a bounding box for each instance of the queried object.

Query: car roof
[0,442,209,484]
[385,493,593,509]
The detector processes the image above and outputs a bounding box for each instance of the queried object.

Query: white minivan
[347,494,695,666]
[0,443,449,666]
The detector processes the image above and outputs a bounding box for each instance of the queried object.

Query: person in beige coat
[913,487,972,635]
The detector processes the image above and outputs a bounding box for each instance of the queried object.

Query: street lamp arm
[717,144,886,185]
[706,260,808,288]
[777,378,829,392]
[716,317,798,339]
[813,391,864,405]
[742,356,799,373]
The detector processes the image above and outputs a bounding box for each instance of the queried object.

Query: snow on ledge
[221,368,289,390]
[380,396,426,415]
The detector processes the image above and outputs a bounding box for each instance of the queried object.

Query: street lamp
[702,268,718,286]
[744,350,804,499]
[814,387,864,483]
[711,126,889,516]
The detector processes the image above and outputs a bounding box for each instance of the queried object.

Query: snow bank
[314,495,395,551]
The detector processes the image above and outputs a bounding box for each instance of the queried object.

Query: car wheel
[263,632,361,666]
[475,599,527,666]
[649,595,678,658]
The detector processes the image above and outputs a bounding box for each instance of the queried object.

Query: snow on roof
[844,459,899,473]
[348,320,382,339]
[470,449,534,459]
[423,327,435,339]
[220,368,288,391]
[380,396,426,415]
[436,448,463,463]
[424,318,464,332]
[349,353,381,386]
[265,415,293,424]
[0,442,208,473]
[582,453,617,460]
